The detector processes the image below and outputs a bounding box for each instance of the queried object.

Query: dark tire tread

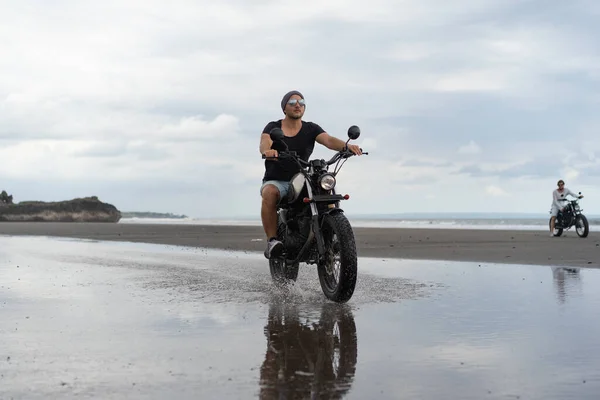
[317,212,358,303]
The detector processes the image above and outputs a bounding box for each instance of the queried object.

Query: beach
[3,234,600,399]
[0,221,598,267]
[3,225,600,399]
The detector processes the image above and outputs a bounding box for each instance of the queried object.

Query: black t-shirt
[262,120,325,182]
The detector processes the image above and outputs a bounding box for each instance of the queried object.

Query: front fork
[306,183,326,256]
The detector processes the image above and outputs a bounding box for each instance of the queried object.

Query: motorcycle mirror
[347,125,360,140]
[270,127,285,142]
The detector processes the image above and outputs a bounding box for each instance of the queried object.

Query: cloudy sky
[2,0,599,218]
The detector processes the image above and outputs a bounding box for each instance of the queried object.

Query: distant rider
[258,90,362,258]
[549,179,583,237]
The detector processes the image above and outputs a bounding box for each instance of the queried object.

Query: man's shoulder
[262,119,282,133]
[302,120,320,127]
[302,121,325,133]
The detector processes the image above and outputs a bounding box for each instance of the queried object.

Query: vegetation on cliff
[0,191,121,222]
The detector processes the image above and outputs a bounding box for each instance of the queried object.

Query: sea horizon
[118,212,600,231]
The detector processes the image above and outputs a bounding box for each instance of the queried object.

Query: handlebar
[262,151,310,166]
[558,197,583,202]
[262,148,368,166]
[325,148,368,165]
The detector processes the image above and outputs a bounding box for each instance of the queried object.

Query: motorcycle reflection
[551,267,582,304]
[258,301,358,399]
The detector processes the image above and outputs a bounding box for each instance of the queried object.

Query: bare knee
[261,185,280,207]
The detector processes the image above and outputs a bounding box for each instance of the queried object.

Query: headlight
[319,174,336,190]
[575,204,581,211]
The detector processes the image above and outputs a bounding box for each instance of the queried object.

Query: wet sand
[2,236,600,399]
[0,221,598,267]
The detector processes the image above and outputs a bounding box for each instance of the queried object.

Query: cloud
[562,167,580,181]
[458,141,481,155]
[486,185,508,197]
[1,0,600,217]
[0,113,253,183]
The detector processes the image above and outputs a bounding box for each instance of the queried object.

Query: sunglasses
[287,99,306,107]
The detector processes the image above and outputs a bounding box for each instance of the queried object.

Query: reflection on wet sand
[551,267,582,304]
[258,300,358,399]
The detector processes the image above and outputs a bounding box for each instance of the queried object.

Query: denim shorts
[260,180,290,199]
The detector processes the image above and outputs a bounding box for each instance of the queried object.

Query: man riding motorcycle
[258,90,362,259]
[549,179,583,237]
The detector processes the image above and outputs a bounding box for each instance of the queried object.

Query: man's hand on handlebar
[262,149,278,159]
[346,144,362,156]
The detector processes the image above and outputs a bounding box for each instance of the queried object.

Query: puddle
[1,236,600,399]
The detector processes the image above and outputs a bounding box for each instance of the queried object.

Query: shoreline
[0,222,598,268]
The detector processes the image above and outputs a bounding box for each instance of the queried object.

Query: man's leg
[260,181,289,258]
[550,205,558,236]
[261,184,280,239]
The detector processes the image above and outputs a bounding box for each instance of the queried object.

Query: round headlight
[319,174,336,190]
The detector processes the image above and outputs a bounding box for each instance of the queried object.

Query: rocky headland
[0,191,121,222]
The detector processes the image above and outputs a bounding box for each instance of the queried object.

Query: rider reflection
[551,267,582,304]
[258,301,358,399]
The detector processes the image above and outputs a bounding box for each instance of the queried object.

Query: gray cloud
[456,159,563,179]
[2,0,600,216]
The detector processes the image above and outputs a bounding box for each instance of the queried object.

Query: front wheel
[576,214,589,238]
[317,212,358,303]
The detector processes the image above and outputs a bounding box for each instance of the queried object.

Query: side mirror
[270,127,285,142]
[348,125,360,140]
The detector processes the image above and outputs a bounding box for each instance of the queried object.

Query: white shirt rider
[551,186,578,214]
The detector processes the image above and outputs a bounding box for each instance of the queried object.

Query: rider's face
[284,95,305,119]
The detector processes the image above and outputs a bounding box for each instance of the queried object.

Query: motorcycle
[261,125,368,303]
[550,193,589,237]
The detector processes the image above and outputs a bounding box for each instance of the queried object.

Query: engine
[562,207,574,223]
[281,211,311,256]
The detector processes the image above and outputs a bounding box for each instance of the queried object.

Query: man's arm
[316,132,347,151]
[259,133,273,155]
[316,132,363,155]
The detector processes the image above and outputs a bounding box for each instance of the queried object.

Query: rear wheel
[269,212,299,285]
[549,217,563,237]
[269,258,299,285]
[317,212,358,303]
[576,214,589,238]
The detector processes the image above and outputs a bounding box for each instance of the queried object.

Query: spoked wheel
[576,215,589,238]
[549,217,563,237]
[269,213,299,285]
[315,304,358,390]
[269,257,299,286]
[317,212,358,303]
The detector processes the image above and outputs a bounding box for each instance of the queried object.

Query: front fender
[318,207,345,228]
[322,207,344,216]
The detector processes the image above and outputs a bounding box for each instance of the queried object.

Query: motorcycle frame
[279,158,348,266]
[556,199,583,229]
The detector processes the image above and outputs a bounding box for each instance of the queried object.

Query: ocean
[118,213,600,231]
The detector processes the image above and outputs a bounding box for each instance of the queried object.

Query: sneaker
[264,238,284,259]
